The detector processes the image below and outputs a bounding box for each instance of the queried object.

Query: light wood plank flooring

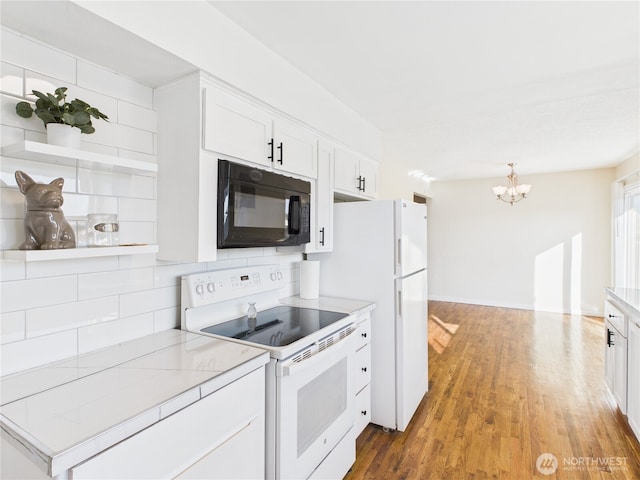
[346,301,640,479]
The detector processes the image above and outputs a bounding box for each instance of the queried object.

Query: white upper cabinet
[334,147,378,199]
[202,82,317,179]
[203,86,272,168]
[305,141,334,253]
[272,118,317,179]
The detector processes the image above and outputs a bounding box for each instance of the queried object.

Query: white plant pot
[47,123,81,149]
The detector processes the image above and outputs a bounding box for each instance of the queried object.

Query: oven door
[276,332,355,480]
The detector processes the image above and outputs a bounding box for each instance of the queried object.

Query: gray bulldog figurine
[15,170,76,250]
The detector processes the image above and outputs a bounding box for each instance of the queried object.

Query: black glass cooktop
[201,306,348,347]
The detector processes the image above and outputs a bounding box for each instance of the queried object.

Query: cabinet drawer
[355,384,371,436]
[355,343,371,394]
[606,301,627,336]
[354,319,371,351]
[72,368,265,479]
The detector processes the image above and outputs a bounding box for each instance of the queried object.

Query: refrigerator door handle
[398,290,402,317]
[397,238,402,271]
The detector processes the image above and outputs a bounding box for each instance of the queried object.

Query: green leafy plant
[15,87,109,134]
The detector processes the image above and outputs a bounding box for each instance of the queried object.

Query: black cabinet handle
[319,227,325,246]
[357,176,364,191]
[607,328,615,347]
[361,367,367,373]
[361,332,367,338]
[268,139,274,162]
[362,176,366,192]
[361,410,367,416]
[277,142,283,164]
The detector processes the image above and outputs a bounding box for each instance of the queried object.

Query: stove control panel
[182,265,286,308]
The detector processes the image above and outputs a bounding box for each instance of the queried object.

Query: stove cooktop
[200,306,349,347]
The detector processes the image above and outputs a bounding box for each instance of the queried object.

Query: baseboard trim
[427,295,603,317]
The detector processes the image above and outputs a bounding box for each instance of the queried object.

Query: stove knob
[270,273,277,281]
[277,272,283,280]
[207,282,215,293]
[195,284,204,295]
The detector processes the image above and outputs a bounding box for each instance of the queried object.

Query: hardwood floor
[346,301,640,479]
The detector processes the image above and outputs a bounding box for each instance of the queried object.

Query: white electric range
[181,265,359,480]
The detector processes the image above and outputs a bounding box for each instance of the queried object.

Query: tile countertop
[606,288,640,317]
[0,329,269,477]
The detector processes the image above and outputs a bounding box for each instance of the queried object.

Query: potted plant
[15,87,109,148]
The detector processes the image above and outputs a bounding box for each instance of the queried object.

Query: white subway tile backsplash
[118,198,156,221]
[1,218,25,250]
[0,258,25,281]
[154,263,205,288]
[1,275,77,313]
[118,221,155,245]
[77,169,155,199]
[120,286,179,318]
[1,61,23,97]
[0,156,77,189]
[1,330,77,376]
[78,267,154,300]
[1,310,25,344]
[1,124,26,146]
[0,187,23,218]
[118,101,157,132]
[77,61,153,109]
[117,124,154,154]
[1,29,76,84]
[153,307,179,332]
[78,313,154,354]
[26,256,118,279]
[26,296,119,338]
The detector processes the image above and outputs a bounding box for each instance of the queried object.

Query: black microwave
[217,160,311,248]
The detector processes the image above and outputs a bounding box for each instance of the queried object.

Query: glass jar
[87,213,119,247]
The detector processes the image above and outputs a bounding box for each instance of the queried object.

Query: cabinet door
[306,141,334,253]
[613,333,628,413]
[628,319,640,441]
[203,86,272,167]
[334,147,360,194]
[72,368,265,479]
[272,119,318,178]
[358,157,379,199]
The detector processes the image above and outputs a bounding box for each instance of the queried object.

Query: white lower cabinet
[353,314,372,437]
[604,300,628,414]
[628,317,640,441]
[71,368,265,479]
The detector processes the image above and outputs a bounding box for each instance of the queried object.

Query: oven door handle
[277,326,357,377]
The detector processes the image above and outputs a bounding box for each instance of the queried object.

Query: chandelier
[492,163,532,205]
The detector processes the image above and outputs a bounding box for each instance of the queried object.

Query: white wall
[426,168,614,316]
[0,29,302,376]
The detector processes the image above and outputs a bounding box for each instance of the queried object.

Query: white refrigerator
[310,199,428,431]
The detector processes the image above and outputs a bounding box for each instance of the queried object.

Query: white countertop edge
[1,417,53,476]
[606,288,640,316]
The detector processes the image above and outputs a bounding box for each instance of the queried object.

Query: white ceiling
[211,1,640,180]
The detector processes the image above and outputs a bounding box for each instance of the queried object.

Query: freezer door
[395,269,428,431]
[396,201,427,277]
